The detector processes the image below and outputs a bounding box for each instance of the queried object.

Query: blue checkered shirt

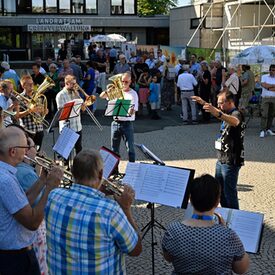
[45,184,138,274]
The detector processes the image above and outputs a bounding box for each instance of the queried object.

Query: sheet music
[69,99,83,118]
[215,207,263,253]
[99,147,120,178]
[122,163,191,208]
[53,127,80,159]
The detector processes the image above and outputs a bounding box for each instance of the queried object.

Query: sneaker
[266,129,275,136]
[259,130,265,138]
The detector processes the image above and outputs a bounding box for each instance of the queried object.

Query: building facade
[0,0,169,60]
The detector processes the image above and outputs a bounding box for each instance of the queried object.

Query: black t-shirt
[217,109,245,166]
[31,73,45,85]
[133,63,149,81]
[200,70,211,96]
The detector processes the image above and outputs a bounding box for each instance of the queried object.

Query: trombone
[73,83,103,131]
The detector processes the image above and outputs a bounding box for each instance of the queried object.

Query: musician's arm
[162,249,173,262]
[232,252,249,274]
[99,90,108,99]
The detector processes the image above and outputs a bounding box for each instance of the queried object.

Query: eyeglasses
[217,101,227,105]
[12,145,35,150]
[122,80,130,83]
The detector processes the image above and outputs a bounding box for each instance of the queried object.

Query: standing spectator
[213,60,227,106]
[70,57,83,84]
[93,50,107,91]
[156,49,166,75]
[133,56,149,86]
[57,43,67,61]
[162,58,176,111]
[113,54,130,75]
[225,65,241,107]
[34,57,47,75]
[58,59,74,88]
[83,61,96,112]
[41,57,53,73]
[192,90,246,209]
[75,55,87,76]
[199,61,211,122]
[128,51,137,69]
[149,75,161,119]
[31,63,45,88]
[240,65,255,113]
[1,61,20,90]
[109,46,117,73]
[137,68,151,115]
[145,52,156,71]
[259,64,275,138]
[177,65,198,124]
[46,63,59,119]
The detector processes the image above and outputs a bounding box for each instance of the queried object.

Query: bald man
[0,126,63,275]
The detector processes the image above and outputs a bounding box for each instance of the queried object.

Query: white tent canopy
[231,45,275,65]
[106,33,127,42]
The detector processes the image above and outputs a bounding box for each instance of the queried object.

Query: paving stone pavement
[41,101,275,275]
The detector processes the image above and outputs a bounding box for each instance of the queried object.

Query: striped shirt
[55,88,83,132]
[45,184,138,274]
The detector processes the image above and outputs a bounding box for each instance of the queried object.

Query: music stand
[104,99,133,119]
[134,143,166,275]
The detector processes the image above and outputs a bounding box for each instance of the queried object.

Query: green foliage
[137,0,178,16]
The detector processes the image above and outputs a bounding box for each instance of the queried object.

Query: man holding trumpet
[45,149,142,274]
[0,125,63,274]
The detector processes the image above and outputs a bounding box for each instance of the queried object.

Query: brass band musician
[45,149,142,274]
[17,75,47,150]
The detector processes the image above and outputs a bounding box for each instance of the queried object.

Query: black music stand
[134,143,166,275]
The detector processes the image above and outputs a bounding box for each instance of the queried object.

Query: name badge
[215,140,222,150]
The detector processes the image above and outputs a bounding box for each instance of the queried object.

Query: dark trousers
[0,248,41,275]
[33,130,44,151]
[75,130,82,154]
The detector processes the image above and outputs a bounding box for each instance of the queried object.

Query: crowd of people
[0,43,274,274]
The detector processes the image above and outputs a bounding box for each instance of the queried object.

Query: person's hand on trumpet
[115,185,135,213]
[45,165,64,191]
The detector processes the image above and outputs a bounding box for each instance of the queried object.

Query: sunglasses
[122,80,130,83]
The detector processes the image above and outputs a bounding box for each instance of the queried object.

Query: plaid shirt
[56,88,82,132]
[45,184,138,274]
[19,91,44,133]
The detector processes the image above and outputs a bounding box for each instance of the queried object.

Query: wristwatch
[217,111,223,118]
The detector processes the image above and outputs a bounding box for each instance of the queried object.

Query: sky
[177,0,191,7]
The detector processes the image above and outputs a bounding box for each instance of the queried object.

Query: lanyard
[191,214,214,221]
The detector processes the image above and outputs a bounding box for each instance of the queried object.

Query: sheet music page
[215,207,230,223]
[99,148,119,178]
[69,98,83,118]
[229,210,264,253]
[122,163,191,208]
[53,127,80,159]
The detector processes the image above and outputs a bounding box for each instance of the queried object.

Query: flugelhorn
[23,155,73,184]
[101,177,124,196]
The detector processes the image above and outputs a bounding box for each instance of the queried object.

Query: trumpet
[23,155,73,185]
[73,83,103,131]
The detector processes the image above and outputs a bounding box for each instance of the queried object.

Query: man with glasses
[100,72,138,165]
[192,90,245,209]
[259,64,275,138]
[0,126,63,275]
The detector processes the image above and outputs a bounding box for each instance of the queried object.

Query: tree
[137,0,178,16]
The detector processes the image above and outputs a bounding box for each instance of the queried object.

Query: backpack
[166,67,176,80]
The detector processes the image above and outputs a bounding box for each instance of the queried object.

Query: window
[86,0,97,14]
[72,0,84,13]
[46,0,57,13]
[111,0,136,15]
[190,18,204,29]
[60,0,70,13]
[124,0,135,14]
[111,0,122,15]
[0,28,12,48]
[4,0,16,14]
[32,0,44,13]
[17,0,32,14]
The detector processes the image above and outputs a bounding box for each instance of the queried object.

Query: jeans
[111,121,135,162]
[0,248,41,275]
[215,161,241,209]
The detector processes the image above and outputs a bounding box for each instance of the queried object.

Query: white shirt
[112,88,139,121]
[261,74,275,97]
[225,73,239,95]
[157,54,166,73]
[177,72,198,91]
